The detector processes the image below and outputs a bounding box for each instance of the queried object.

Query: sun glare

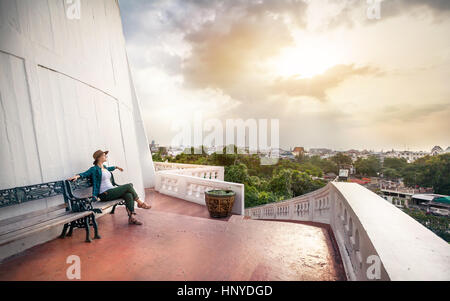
[269,37,344,79]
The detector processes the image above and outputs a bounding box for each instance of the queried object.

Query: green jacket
[78,165,117,197]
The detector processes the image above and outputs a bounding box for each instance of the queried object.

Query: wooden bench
[0,176,127,248]
[0,180,97,247]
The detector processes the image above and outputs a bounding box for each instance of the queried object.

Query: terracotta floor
[148,189,233,221]
[0,189,345,281]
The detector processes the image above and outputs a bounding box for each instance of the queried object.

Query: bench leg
[91,214,101,239]
[67,222,74,237]
[110,204,117,214]
[84,216,92,243]
[59,223,69,239]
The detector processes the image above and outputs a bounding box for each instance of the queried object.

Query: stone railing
[154,162,217,171]
[154,163,224,181]
[245,182,450,281]
[154,162,244,215]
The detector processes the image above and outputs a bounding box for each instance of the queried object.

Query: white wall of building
[0,0,154,194]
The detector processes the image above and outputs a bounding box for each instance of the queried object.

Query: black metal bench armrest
[63,180,79,199]
[63,179,103,213]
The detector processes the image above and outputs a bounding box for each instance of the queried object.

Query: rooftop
[0,189,345,281]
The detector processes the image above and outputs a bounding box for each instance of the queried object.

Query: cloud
[269,64,380,100]
[382,0,450,18]
[324,0,450,30]
[182,17,294,92]
[119,0,450,150]
[180,0,309,95]
[377,102,450,122]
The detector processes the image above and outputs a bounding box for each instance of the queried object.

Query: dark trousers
[98,183,138,213]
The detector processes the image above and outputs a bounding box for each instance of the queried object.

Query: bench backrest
[0,181,68,225]
[0,181,65,208]
[64,177,93,199]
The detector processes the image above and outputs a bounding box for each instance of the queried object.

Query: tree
[209,152,237,167]
[152,152,163,162]
[244,186,260,208]
[331,153,353,166]
[402,154,450,194]
[257,191,279,205]
[403,208,450,242]
[291,170,313,197]
[382,168,401,180]
[268,169,293,199]
[224,163,249,184]
[355,156,381,177]
[383,157,407,170]
[308,155,338,174]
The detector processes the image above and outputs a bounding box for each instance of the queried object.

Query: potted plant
[205,189,236,218]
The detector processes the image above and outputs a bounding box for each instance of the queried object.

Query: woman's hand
[116,166,124,172]
[67,175,80,181]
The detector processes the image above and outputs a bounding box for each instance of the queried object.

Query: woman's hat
[93,149,109,163]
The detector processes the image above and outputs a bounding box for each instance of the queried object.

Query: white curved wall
[0,0,155,194]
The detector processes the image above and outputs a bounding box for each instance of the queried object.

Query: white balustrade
[154,163,243,215]
[154,162,224,180]
[245,182,450,281]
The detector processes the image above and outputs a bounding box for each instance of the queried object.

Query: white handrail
[154,162,243,215]
[245,182,450,281]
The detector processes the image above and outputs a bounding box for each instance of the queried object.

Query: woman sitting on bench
[67,150,151,225]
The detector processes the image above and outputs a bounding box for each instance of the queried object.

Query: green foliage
[269,169,293,199]
[382,167,402,180]
[152,152,163,162]
[330,153,353,166]
[164,145,437,209]
[402,154,450,195]
[403,208,450,242]
[355,156,381,177]
[383,157,408,170]
[244,186,279,208]
[158,145,450,208]
[225,164,249,184]
[291,170,325,196]
[309,156,338,174]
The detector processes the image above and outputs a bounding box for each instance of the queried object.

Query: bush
[402,208,450,242]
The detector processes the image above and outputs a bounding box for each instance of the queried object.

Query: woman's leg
[99,184,150,210]
[99,188,142,225]
[99,185,133,202]
[122,192,135,213]
[124,183,151,209]
[124,183,139,201]
[123,192,142,225]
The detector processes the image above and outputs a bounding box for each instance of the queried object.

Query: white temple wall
[0,0,154,195]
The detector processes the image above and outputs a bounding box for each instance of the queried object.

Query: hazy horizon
[119,0,450,151]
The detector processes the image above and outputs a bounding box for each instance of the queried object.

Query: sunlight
[269,37,344,79]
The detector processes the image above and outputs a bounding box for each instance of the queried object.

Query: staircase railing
[245,182,450,281]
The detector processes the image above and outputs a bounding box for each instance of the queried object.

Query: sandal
[127,210,142,225]
[128,215,143,225]
[137,201,152,209]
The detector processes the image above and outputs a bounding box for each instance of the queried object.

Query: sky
[118,0,450,152]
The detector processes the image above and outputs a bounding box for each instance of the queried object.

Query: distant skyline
[120,0,450,151]
[149,140,446,153]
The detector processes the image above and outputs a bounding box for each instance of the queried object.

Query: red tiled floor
[146,189,232,221]
[0,190,345,281]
